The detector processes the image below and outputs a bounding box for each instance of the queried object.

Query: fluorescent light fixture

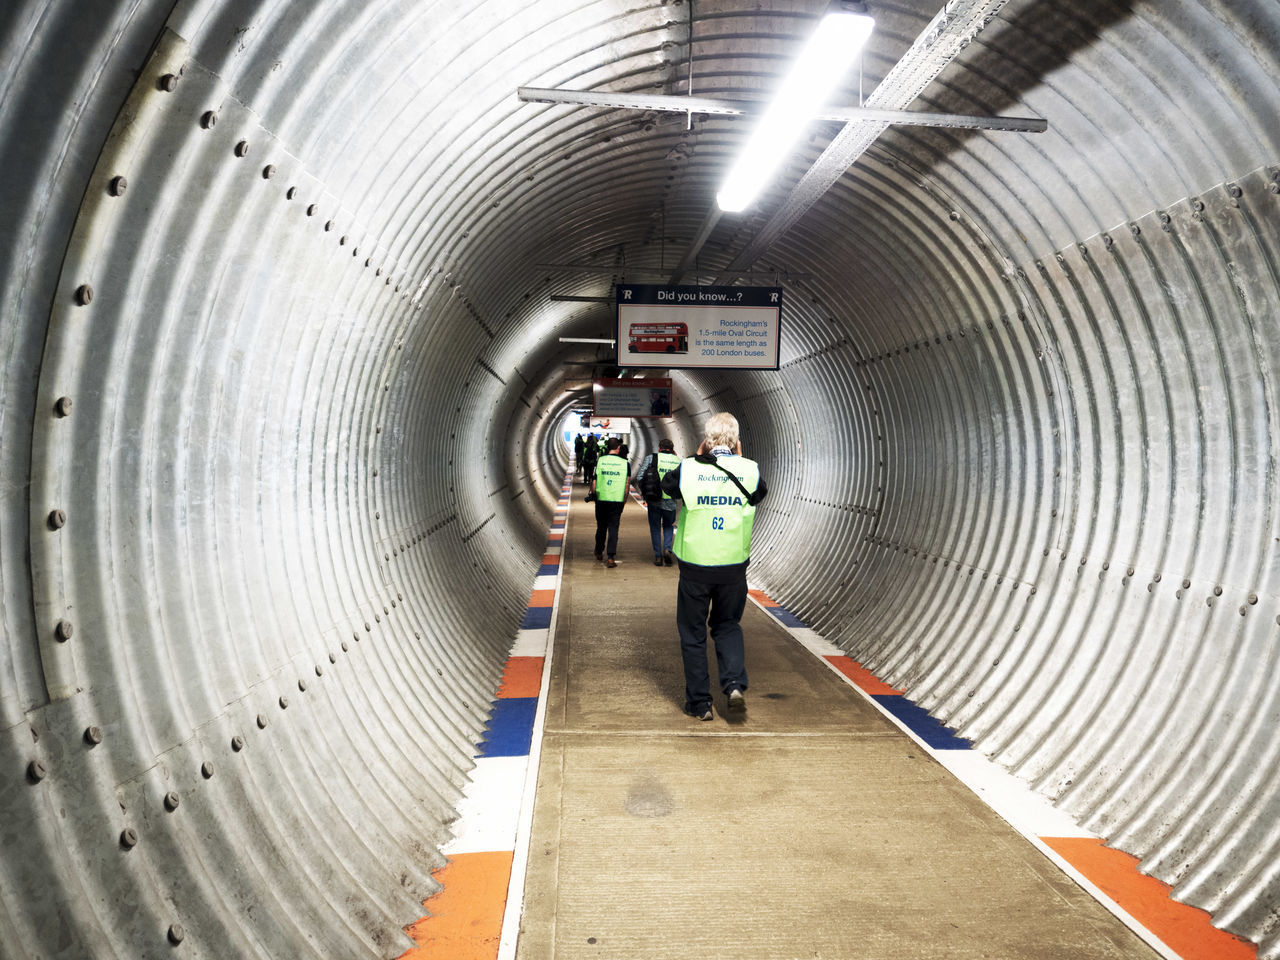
[716,6,874,212]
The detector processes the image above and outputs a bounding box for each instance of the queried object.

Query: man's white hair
[704,412,739,449]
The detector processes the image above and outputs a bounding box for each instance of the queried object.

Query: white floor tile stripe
[498,471,574,960]
[442,756,531,855]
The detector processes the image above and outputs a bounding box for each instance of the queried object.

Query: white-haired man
[660,412,768,721]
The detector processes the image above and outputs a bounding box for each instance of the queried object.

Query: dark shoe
[684,703,713,721]
[663,551,674,566]
[726,688,746,714]
[606,558,617,568]
[654,556,664,566]
[594,551,603,563]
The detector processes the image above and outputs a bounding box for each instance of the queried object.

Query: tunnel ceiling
[2,0,1279,957]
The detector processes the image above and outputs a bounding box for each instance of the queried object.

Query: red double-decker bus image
[628,321,688,354]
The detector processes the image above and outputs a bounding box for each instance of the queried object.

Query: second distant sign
[616,284,782,370]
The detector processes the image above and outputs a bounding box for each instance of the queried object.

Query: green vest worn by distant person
[594,454,629,503]
[656,451,681,501]
[673,454,760,566]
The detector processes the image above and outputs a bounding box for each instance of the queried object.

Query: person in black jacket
[580,433,598,481]
[661,413,768,721]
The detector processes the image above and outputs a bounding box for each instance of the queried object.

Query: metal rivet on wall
[164,791,180,812]
[256,714,268,729]
[200,111,217,129]
[158,74,179,92]
[27,760,46,783]
[262,165,276,179]
[200,761,214,779]
[279,696,289,710]
[75,284,94,305]
[84,726,103,745]
[234,140,249,157]
[108,176,128,196]
[231,735,244,752]
[54,620,73,642]
[48,509,66,530]
[54,396,73,417]
[120,828,138,849]
[168,924,185,945]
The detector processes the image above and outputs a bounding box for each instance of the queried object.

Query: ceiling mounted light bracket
[515,90,1047,136]
[715,1,876,211]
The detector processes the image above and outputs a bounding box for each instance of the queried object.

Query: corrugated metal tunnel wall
[1,0,1277,956]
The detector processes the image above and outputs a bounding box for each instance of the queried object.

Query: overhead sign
[616,284,782,370]
[592,377,673,418]
[584,416,631,435]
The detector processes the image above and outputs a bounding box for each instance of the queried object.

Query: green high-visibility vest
[594,454,629,502]
[656,452,681,501]
[672,455,760,566]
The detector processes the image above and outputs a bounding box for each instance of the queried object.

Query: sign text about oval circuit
[616,284,782,370]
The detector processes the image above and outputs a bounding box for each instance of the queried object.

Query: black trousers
[593,500,625,557]
[675,575,748,710]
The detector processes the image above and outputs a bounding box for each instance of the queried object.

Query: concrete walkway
[517,476,1158,960]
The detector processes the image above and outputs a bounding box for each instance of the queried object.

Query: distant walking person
[661,413,767,720]
[637,438,681,566]
[591,438,630,568]
[581,433,598,482]
[574,433,585,471]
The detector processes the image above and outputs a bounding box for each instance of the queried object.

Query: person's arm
[660,462,683,499]
[752,474,768,505]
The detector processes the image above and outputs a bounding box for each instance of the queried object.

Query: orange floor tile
[400,851,514,960]
[1043,838,1257,960]
[497,657,544,699]
[824,656,904,696]
[528,589,555,608]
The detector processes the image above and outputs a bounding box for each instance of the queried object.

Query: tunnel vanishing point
[1,0,1279,957]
